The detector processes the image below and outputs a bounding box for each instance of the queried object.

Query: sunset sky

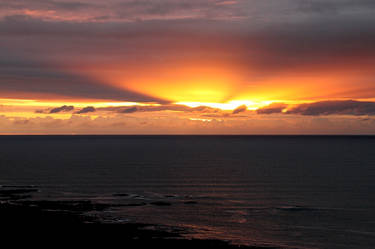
[1,0,375,134]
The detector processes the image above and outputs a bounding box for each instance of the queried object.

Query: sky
[1,0,375,134]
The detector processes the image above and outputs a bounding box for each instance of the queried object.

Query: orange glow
[70,58,374,110]
[176,100,275,111]
[2,112,73,119]
[128,72,232,103]
[0,98,160,108]
[85,62,242,104]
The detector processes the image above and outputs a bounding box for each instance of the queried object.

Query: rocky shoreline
[0,185,278,249]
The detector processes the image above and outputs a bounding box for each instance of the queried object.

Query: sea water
[0,135,374,249]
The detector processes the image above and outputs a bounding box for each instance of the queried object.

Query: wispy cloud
[285,100,375,116]
[232,104,246,114]
[256,103,288,114]
[104,104,220,114]
[49,105,74,114]
[75,106,96,114]
[257,100,375,116]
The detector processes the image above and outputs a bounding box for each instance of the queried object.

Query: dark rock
[112,193,130,197]
[150,201,172,206]
[123,202,147,207]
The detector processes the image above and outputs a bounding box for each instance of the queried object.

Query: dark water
[1,135,375,249]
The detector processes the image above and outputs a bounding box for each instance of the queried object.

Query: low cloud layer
[35,100,375,117]
[257,100,375,116]
[75,106,96,114]
[1,112,375,135]
[286,100,375,116]
[104,104,220,114]
[49,105,74,113]
[232,105,247,114]
[35,105,75,114]
[256,103,288,114]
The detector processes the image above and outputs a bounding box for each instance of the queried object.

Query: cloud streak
[49,105,74,114]
[105,104,220,114]
[37,100,375,117]
[256,103,288,114]
[257,100,375,116]
[0,49,167,103]
[75,106,96,114]
[286,100,375,116]
[232,105,247,114]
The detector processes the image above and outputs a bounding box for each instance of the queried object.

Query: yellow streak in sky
[0,98,160,108]
[175,100,275,110]
[189,118,213,122]
[1,112,73,119]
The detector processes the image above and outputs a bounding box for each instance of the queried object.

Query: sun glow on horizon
[175,100,276,111]
[0,98,161,108]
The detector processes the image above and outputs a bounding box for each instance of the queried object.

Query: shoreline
[0,185,276,249]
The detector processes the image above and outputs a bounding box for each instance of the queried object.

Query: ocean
[0,135,374,248]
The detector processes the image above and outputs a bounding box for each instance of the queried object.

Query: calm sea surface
[0,136,374,248]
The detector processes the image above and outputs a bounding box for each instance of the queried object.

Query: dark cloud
[234,16,375,78]
[0,0,243,22]
[232,105,247,114]
[0,49,167,103]
[286,100,375,116]
[0,0,96,11]
[103,104,220,114]
[79,100,375,117]
[256,103,288,114]
[0,1,375,104]
[2,0,375,23]
[34,109,44,114]
[297,0,375,14]
[114,0,240,19]
[75,106,96,114]
[256,100,375,116]
[49,105,74,113]
[47,1,95,11]
[2,11,375,79]
[119,106,139,114]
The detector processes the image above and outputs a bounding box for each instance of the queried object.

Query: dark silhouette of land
[0,186,276,249]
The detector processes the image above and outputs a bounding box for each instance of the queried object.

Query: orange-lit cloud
[1,0,375,134]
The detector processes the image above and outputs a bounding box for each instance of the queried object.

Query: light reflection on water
[1,136,375,249]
